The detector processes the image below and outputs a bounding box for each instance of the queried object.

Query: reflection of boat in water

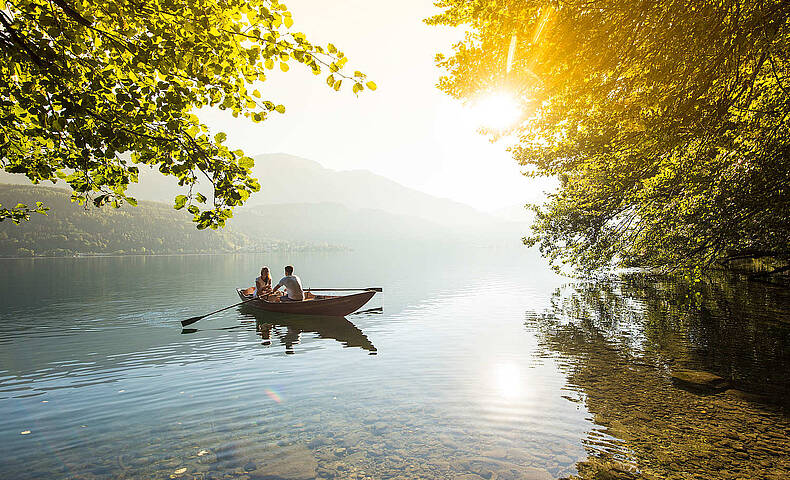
[236,288,376,317]
[239,306,377,354]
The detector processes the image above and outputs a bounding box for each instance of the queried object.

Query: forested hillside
[0,185,333,257]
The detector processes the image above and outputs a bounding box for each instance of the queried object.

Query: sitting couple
[244,265,305,302]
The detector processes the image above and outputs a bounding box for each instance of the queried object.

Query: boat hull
[236,289,376,317]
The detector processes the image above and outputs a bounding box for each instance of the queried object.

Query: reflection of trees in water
[526,274,790,480]
[532,274,790,398]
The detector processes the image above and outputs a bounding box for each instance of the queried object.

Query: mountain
[234,203,487,248]
[490,204,534,223]
[4,153,509,228]
[0,185,341,257]
[243,153,499,228]
[0,159,188,206]
[1,153,526,252]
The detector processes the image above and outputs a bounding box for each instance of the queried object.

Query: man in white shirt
[272,265,305,301]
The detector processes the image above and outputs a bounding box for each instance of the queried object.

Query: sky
[200,0,553,213]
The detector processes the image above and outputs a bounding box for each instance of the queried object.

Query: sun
[470,91,522,131]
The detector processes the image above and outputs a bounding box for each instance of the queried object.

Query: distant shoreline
[0,249,353,260]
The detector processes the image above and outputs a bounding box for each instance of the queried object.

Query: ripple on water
[2,254,790,480]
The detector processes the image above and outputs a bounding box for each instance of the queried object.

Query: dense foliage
[0,185,338,256]
[429,0,790,273]
[1,0,374,228]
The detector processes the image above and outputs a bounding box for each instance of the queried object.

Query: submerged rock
[724,388,770,404]
[496,466,553,480]
[572,459,639,480]
[196,449,218,464]
[247,444,318,480]
[671,369,728,391]
[459,456,552,480]
[307,436,329,449]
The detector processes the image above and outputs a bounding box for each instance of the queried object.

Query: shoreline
[0,249,353,260]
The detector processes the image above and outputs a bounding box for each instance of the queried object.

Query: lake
[1,246,789,480]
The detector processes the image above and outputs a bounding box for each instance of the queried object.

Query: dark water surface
[1,248,789,480]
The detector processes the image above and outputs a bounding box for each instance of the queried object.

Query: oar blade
[181,315,203,327]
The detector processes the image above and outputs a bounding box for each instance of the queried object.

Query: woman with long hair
[243,266,272,297]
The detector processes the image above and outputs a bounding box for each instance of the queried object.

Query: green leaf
[174,195,188,210]
[0,0,367,231]
[239,157,254,169]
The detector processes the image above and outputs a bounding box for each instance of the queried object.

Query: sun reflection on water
[491,362,524,399]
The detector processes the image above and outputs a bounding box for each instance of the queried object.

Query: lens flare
[264,388,283,403]
[471,92,522,131]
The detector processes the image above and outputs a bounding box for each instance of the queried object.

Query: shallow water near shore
[1,247,789,480]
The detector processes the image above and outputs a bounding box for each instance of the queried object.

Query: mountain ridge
[0,153,526,249]
[0,153,501,228]
[245,153,497,228]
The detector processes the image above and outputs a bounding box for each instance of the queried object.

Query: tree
[1,0,376,229]
[428,0,790,274]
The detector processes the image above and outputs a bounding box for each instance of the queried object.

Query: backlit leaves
[0,202,49,224]
[430,0,790,274]
[1,0,374,229]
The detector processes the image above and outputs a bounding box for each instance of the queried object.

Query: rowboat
[236,288,377,317]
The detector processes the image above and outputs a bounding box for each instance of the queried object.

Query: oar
[181,297,259,327]
[305,287,383,292]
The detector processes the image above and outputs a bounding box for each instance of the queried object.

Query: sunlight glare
[471,92,522,131]
[492,362,523,399]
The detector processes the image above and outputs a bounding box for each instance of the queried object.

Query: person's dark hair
[285,265,294,275]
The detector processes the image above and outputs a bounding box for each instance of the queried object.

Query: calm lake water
[1,247,789,480]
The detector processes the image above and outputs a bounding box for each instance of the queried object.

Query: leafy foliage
[429,0,790,273]
[0,200,48,224]
[1,0,373,228]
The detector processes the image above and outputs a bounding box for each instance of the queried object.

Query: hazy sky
[200,0,551,213]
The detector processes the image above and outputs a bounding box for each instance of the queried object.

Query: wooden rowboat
[236,288,377,317]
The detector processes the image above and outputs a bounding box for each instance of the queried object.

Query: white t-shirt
[275,275,304,300]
